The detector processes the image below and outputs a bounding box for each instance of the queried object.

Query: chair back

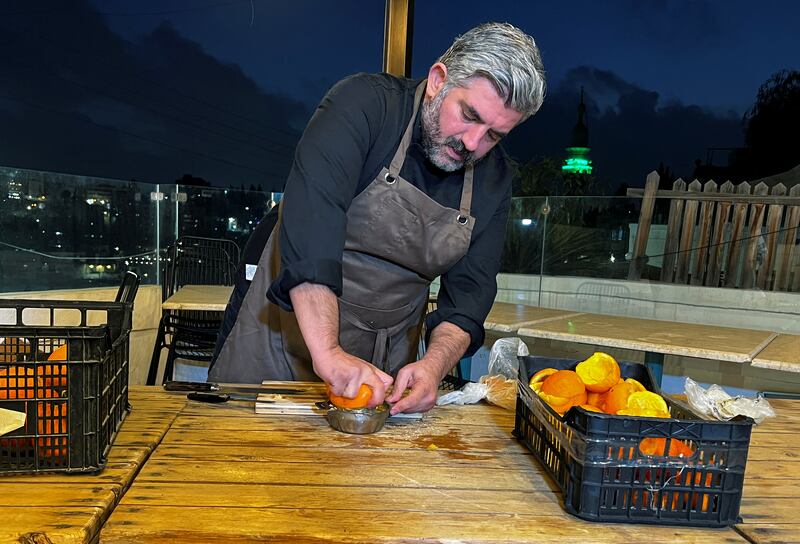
[115,271,141,304]
[162,236,240,301]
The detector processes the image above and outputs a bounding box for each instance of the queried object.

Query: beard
[420,89,476,172]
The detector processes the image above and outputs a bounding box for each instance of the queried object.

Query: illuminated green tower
[562,87,593,174]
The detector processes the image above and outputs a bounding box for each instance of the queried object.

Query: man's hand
[386,360,442,414]
[386,321,471,415]
[313,346,392,408]
[289,282,392,408]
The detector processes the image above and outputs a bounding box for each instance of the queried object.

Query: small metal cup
[325,404,391,434]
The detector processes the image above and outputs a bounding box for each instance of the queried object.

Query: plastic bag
[487,337,529,379]
[684,377,776,424]
[436,338,528,410]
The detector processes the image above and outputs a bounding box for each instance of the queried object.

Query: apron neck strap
[388,80,427,175]
[389,79,475,221]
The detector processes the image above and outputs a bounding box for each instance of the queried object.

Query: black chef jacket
[267,72,515,356]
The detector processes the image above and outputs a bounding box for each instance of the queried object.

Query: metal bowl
[325,403,391,434]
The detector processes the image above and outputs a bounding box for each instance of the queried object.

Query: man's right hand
[313,346,393,408]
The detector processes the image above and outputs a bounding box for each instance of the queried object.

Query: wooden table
[2,387,186,543]
[484,301,583,333]
[751,334,800,373]
[737,398,800,543]
[161,284,234,311]
[98,384,779,543]
[518,313,777,385]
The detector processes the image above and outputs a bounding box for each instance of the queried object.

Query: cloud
[0,0,307,190]
[503,66,744,189]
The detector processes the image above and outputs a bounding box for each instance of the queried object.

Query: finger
[390,386,422,415]
[343,377,362,399]
[364,376,387,408]
[376,368,394,386]
[386,368,411,404]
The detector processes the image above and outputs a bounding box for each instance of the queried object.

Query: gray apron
[209,81,475,383]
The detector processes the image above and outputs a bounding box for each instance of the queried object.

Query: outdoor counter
[5,385,799,543]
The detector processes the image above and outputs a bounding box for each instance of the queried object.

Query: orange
[603,381,637,414]
[575,352,621,393]
[586,391,607,409]
[579,404,603,413]
[538,370,587,414]
[617,391,670,418]
[37,400,68,459]
[624,378,647,392]
[48,344,67,361]
[529,367,557,389]
[327,383,373,410]
[0,366,37,400]
[639,438,695,458]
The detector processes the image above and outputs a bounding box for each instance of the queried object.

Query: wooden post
[775,184,800,291]
[757,183,787,290]
[741,182,769,289]
[660,179,686,282]
[383,0,414,77]
[724,182,752,288]
[676,179,702,284]
[628,171,660,280]
[706,181,734,287]
[691,180,718,285]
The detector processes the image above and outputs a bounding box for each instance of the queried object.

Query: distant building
[562,87,593,175]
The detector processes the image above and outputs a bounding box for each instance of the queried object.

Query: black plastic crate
[0,299,132,474]
[514,356,753,527]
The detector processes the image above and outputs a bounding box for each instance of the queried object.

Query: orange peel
[575,352,621,393]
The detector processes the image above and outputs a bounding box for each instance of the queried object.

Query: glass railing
[0,165,279,292]
[2,165,798,334]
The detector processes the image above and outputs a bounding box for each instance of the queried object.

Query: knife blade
[164,381,303,395]
[187,392,264,403]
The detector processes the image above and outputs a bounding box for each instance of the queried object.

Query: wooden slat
[705,180,735,287]
[676,179,702,283]
[628,171,660,280]
[757,184,788,289]
[775,184,800,291]
[741,182,769,288]
[691,180,718,285]
[660,178,686,282]
[724,181,752,287]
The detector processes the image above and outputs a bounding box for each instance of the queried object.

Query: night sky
[1,0,797,191]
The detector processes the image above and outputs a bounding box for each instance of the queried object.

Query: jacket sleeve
[267,75,382,310]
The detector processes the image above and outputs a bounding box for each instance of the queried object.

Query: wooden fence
[628,171,800,291]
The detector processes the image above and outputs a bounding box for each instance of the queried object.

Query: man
[209,22,546,415]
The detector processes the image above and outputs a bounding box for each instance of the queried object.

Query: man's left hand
[386,360,443,415]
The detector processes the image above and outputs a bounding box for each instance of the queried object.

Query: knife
[187,392,263,403]
[164,381,303,395]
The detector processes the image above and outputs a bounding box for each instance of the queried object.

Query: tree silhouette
[741,69,800,178]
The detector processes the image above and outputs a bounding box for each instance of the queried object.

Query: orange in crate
[575,352,620,393]
[0,366,37,400]
[617,391,671,418]
[37,400,68,459]
[538,370,587,414]
[603,381,638,414]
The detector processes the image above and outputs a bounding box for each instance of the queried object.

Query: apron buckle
[384,172,397,184]
[456,214,469,225]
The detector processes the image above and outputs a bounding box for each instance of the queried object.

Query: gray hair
[437,22,546,121]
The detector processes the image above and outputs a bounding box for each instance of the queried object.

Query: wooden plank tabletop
[100,383,753,543]
[161,284,233,311]
[737,398,800,543]
[484,301,584,333]
[751,334,800,373]
[1,387,186,544]
[518,313,777,363]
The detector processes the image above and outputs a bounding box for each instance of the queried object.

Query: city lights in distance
[521,218,532,226]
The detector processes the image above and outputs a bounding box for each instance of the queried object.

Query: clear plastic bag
[436,338,528,410]
[684,377,776,424]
